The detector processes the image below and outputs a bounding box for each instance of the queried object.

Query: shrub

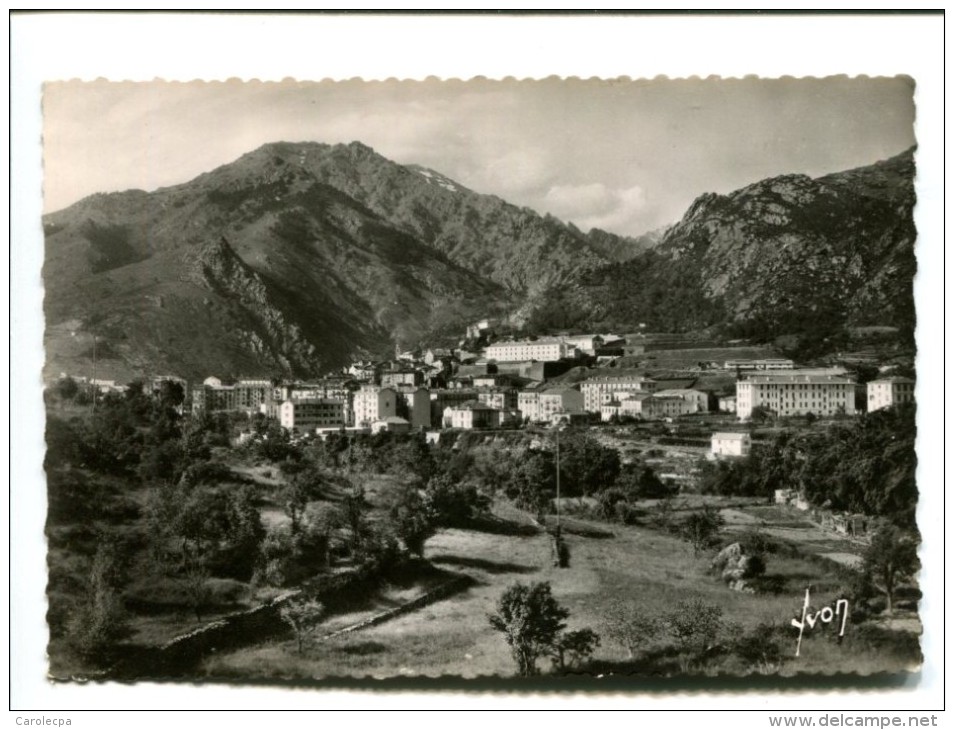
[603,601,662,659]
[664,599,724,672]
[732,623,784,674]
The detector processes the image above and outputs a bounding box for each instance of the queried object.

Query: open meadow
[199,501,921,681]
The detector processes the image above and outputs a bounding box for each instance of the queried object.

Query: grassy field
[198,502,921,681]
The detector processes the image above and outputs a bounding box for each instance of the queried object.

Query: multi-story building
[279,398,347,433]
[443,402,501,430]
[724,358,795,371]
[352,385,397,427]
[484,338,579,363]
[396,386,431,429]
[736,373,856,420]
[537,387,585,422]
[477,387,519,411]
[652,388,710,413]
[561,334,604,356]
[348,361,380,383]
[517,390,542,423]
[430,388,478,426]
[192,377,272,415]
[711,432,752,458]
[579,375,657,412]
[867,376,915,412]
[233,379,272,412]
[381,368,424,388]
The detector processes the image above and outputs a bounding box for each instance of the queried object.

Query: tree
[681,505,725,556]
[389,484,436,557]
[861,524,920,615]
[182,549,213,622]
[66,541,130,663]
[665,599,724,672]
[488,581,569,676]
[279,597,326,655]
[53,376,79,401]
[603,601,662,659]
[425,473,491,527]
[550,628,601,672]
[558,431,621,499]
[503,449,556,522]
[280,467,324,534]
[341,484,371,554]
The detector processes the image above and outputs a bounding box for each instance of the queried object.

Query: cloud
[542,182,649,234]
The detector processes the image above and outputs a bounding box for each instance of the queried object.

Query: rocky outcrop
[711,542,764,593]
[543,148,916,348]
[187,237,322,375]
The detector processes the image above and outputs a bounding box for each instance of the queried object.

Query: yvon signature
[791,587,849,657]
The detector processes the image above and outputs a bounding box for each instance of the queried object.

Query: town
[64,321,915,446]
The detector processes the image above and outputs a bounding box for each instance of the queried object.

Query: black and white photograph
[10,11,944,721]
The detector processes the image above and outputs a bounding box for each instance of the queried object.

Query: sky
[42,76,916,237]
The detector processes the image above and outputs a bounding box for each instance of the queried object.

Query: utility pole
[90,332,97,416]
[555,426,561,533]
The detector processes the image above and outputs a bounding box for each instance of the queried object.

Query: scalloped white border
[9,10,945,721]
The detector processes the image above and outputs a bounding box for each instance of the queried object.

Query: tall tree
[488,581,569,677]
[861,524,920,615]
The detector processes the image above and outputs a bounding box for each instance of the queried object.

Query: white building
[724,358,795,371]
[477,387,518,411]
[711,432,752,458]
[653,388,709,413]
[538,388,584,421]
[867,377,915,412]
[580,375,657,412]
[279,398,347,433]
[443,402,502,429]
[352,385,397,427]
[372,416,412,435]
[484,338,578,363]
[518,390,542,423]
[736,373,856,420]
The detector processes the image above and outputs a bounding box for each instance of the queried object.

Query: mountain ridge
[42,142,916,381]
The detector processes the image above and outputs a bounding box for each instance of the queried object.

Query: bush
[732,623,784,674]
[664,599,724,672]
[603,601,662,659]
[613,501,642,525]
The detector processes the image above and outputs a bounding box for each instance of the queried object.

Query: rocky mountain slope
[43,141,645,381]
[43,142,916,381]
[533,148,917,353]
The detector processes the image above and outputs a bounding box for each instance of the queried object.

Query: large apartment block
[867,376,915,412]
[736,373,856,420]
[484,338,578,363]
[352,385,397,428]
[192,377,271,414]
[579,375,658,412]
[279,399,347,433]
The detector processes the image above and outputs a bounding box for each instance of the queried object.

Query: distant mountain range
[42,142,916,381]
[525,148,917,354]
